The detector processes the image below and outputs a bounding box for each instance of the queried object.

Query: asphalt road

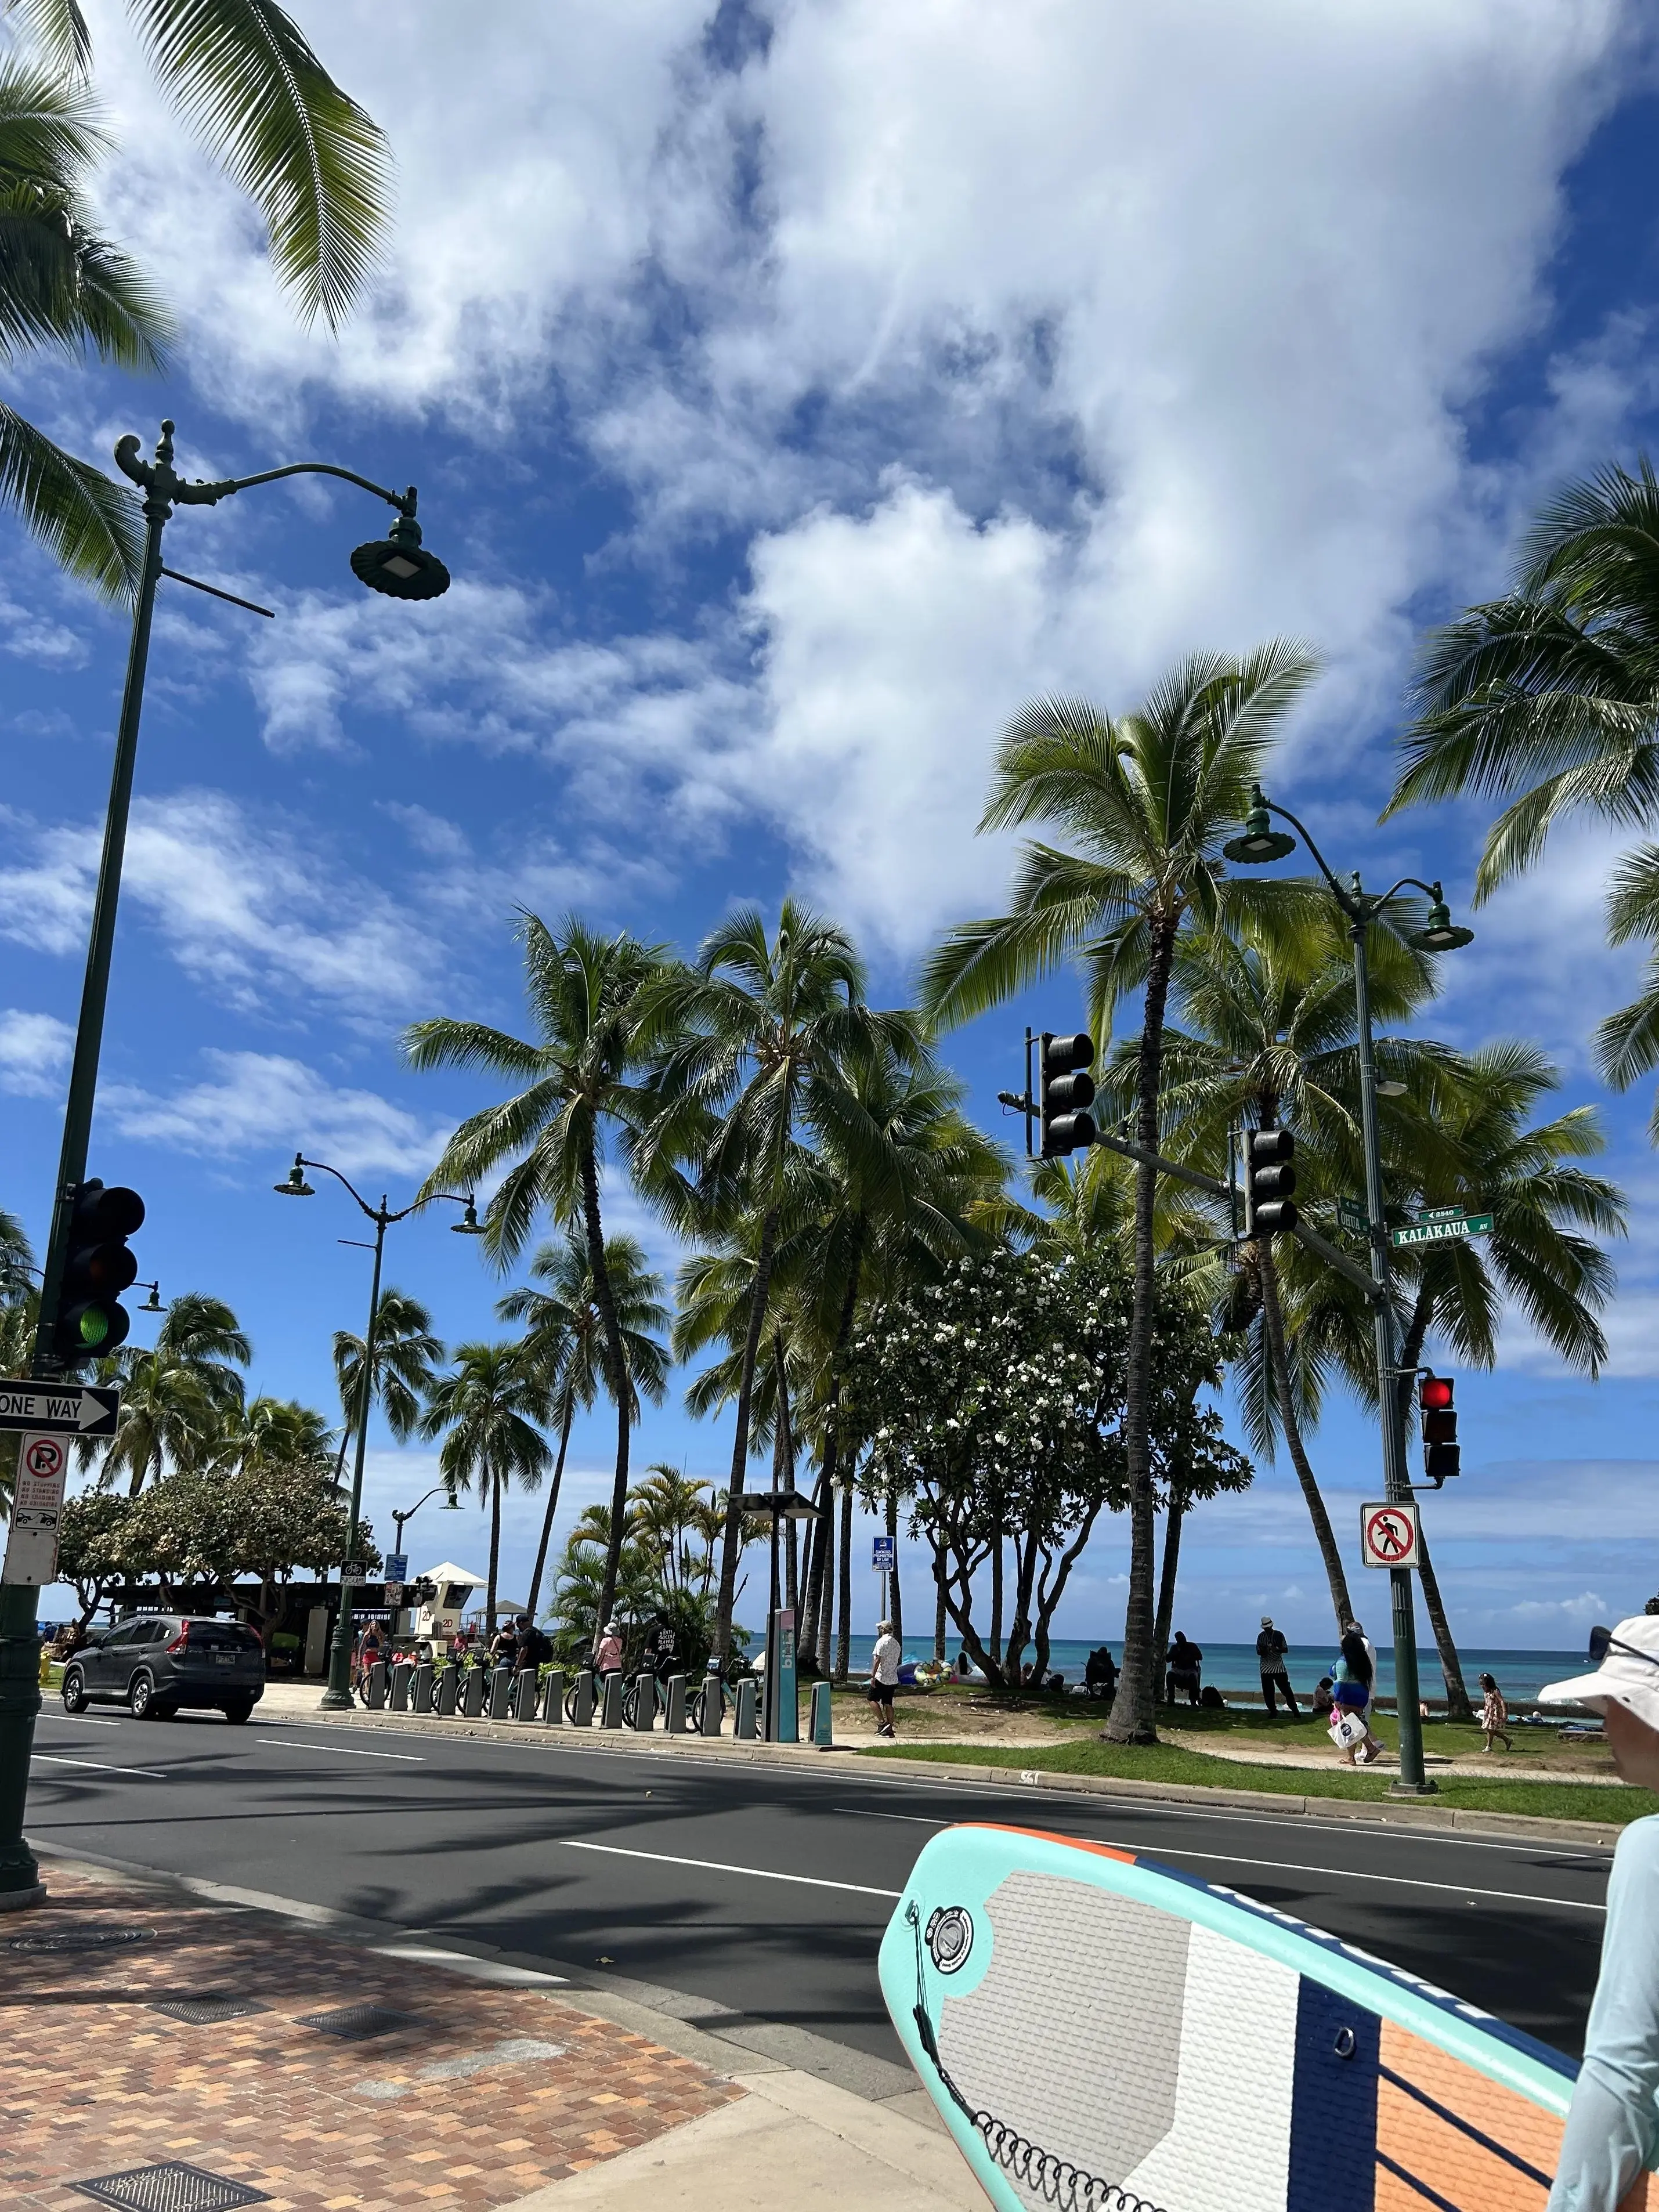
[23,1704,1613,2073]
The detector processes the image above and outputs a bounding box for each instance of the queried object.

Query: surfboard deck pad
[877,1821,1643,2212]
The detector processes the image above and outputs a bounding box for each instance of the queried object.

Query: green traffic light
[78,1308,110,1347]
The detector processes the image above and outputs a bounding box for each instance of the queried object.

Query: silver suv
[61,1614,266,1723]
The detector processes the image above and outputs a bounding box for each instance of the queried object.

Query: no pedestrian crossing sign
[873,1535,895,1573]
[1360,1500,1419,1570]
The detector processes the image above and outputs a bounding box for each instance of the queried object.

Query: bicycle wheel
[621,1679,639,1728]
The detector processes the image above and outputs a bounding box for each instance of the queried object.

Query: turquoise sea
[840,1636,1588,1703]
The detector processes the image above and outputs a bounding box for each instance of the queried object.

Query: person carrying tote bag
[1329,1628,1385,1766]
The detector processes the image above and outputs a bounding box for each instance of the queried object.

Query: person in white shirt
[869,1620,902,1738]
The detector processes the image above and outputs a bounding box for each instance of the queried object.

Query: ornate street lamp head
[351,506,450,601]
[274,1153,316,1196]
[1408,885,1474,953]
[1223,785,1297,865]
[451,1195,486,1235]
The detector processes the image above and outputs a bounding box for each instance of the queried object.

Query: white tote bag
[1327,1707,1368,1752]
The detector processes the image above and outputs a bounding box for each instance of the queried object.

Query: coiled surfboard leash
[906,1903,1166,2212]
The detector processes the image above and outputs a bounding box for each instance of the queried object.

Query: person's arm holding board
[1542,1619,1659,2211]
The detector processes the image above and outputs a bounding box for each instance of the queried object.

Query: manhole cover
[10,1925,154,1953]
[149,1995,270,2026]
[295,2003,417,2043]
[73,2161,269,2210]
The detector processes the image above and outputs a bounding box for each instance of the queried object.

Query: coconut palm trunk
[581,1145,632,1644]
[712,1205,780,1656]
[485,1458,501,1635]
[1257,1239,1355,1633]
[525,1391,576,1622]
[836,1477,854,1682]
[801,1238,863,1666]
[1108,916,1178,1743]
[1395,1295,1473,1719]
[1153,1494,1184,1675]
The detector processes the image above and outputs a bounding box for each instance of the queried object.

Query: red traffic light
[1418,1374,1454,1412]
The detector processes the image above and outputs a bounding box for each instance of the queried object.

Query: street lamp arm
[297,1156,413,1228]
[115,429,414,519]
[1254,796,1358,915]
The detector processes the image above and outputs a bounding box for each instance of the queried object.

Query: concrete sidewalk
[3,1850,986,2212]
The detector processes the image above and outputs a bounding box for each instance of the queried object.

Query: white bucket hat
[1538,1615,1659,1733]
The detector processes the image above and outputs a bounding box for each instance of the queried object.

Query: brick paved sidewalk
[0,1863,743,2212]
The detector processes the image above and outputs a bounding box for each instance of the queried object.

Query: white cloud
[0,1009,74,1098]
[0,791,446,1019]
[104,1051,451,1177]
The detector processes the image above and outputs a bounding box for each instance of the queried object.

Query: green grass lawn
[861,1732,1652,1824]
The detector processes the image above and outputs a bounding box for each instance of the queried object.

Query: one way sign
[0,1379,120,1436]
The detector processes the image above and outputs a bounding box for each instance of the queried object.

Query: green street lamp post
[1223,786,1473,1795]
[0,421,451,1912]
[274,1157,482,1709]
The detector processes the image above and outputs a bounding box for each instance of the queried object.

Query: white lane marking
[31,1753,167,1779]
[833,1805,948,1827]
[255,1738,425,1763]
[1135,1842,1605,1912]
[560,1838,901,1899]
[41,1716,123,1729]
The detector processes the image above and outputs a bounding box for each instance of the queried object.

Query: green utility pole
[0,422,450,1911]
[1224,786,1474,1796]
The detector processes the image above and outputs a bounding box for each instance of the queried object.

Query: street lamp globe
[451,1195,487,1235]
[350,510,450,601]
[1222,785,1297,865]
[1408,886,1474,953]
[274,1154,315,1196]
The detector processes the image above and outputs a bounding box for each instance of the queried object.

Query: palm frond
[0,399,142,599]
[128,0,392,330]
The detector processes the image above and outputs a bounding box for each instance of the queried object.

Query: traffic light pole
[1349,895,1430,1794]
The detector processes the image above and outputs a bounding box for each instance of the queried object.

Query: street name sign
[1360,1500,1419,1570]
[1336,1197,1369,1237]
[1390,1213,1493,1250]
[0,1379,119,1436]
[1,1432,70,1586]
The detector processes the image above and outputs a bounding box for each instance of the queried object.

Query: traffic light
[1244,1127,1297,1234]
[1040,1032,1097,1156]
[1418,1372,1459,1484]
[54,1180,145,1362]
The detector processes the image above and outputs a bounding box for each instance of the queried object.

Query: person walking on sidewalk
[1331,1628,1384,1766]
[1479,1672,1513,1752]
[869,1619,902,1738]
[1541,1619,1659,2208]
[1256,1616,1299,1716]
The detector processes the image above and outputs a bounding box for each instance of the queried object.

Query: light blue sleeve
[1550,1815,1659,2212]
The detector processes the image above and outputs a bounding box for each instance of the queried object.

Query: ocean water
[841,1636,1588,1704]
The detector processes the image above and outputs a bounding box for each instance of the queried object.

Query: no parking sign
[1360,1500,1419,1570]
[2,1431,70,1586]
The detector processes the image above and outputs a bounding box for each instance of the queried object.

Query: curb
[253,1702,1626,1850]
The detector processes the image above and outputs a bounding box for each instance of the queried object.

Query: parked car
[61,1614,266,1722]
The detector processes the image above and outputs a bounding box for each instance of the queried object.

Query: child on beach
[1479,1671,1513,1752]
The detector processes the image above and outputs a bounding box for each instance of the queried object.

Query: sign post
[1360,1501,1420,1571]
[873,1534,894,1623]
[1,1436,70,1588]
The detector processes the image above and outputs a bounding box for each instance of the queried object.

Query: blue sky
[6,1,1659,1653]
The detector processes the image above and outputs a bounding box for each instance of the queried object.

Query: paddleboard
[878,1821,1644,2212]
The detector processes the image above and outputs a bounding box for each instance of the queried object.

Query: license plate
[214,1653,235,1665]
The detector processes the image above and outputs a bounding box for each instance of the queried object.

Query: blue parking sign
[872,1535,895,1572]
[384,1553,409,1584]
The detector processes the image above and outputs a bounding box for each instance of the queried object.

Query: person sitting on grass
[1311,1676,1335,1718]
[1541,1620,1659,2209]
[1479,1671,1513,1752]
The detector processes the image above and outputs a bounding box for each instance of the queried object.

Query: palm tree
[497,1229,670,1620]
[406,914,669,1649]
[420,1341,552,1636]
[214,1394,336,1474]
[1388,460,1659,1143]
[0,1207,34,1298]
[921,645,1321,1741]
[1114,906,1444,1638]
[2,4,391,597]
[0,1216,35,1519]
[331,1288,443,1483]
[641,900,918,1660]
[96,1291,250,1493]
